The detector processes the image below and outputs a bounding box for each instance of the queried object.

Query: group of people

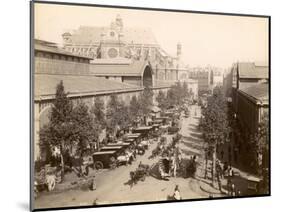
[156,134,198,180]
[214,159,241,196]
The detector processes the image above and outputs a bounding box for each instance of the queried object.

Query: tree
[106,95,130,134]
[166,81,186,107]
[129,95,141,121]
[91,97,106,130]
[166,88,176,107]
[39,80,74,181]
[200,86,229,186]
[117,99,130,129]
[249,112,269,177]
[156,90,167,111]
[139,87,153,116]
[106,95,119,134]
[71,100,98,154]
[182,81,189,99]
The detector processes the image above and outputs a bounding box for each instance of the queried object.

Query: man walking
[173,145,180,177]
[215,160,223,192]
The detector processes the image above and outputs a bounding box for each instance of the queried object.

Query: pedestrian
[234,147,238,163]
[223,161,228,176]
[231,183,236,197]
[90,175,97,191]
[220,150,224,160]
[173,146,180,177]
[216,160,222,191]
[173,185,181,200]
[227,178,232,196]
[236,190,241,196]
[228,166,234,177]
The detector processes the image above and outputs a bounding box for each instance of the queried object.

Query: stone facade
[62,15,189,83]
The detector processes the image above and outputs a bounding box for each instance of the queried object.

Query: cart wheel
[94,161,104,170]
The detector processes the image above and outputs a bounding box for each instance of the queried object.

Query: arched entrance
[143,65,153,87]
[39,105,52,129]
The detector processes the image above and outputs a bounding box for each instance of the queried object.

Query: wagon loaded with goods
[34,164,62,197]
[149,157,171,180]
[149,156,197,180]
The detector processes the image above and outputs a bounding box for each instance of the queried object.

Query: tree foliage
[139,86,153,116]
[71,100,98,151]
[106,95,130,133]
[39,81,98,166]
[200,86,229,185]
[156,90,167,111]
[91,97,106,130]
[201,87,229,147]
[129,95,141,121]
[157,81,189,109]
[39,81,75,160]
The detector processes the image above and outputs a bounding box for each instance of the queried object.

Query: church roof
[35,74,143,101]
[68,26,158,46]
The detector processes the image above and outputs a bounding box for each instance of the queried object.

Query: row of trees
[38,80,194,180]
[200,86,269,191]
[156,81,191,110]
[39,81,154,179]
[200,87,230,186]
[39,81,99,180]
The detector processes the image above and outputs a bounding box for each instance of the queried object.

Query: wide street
[34,105,210,209]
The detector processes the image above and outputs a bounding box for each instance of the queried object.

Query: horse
[130,164,150,186]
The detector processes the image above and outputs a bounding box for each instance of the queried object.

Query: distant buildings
[186,79,199,100]
[188,70,210,95]
[212,69,224,87]
[187,65,224,96]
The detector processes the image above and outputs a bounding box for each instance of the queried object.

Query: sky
[34,3,269,68]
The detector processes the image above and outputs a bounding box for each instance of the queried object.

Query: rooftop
[239,83,269,103]
[34,39,92,60]
[66,26,158,46]
[90,57,132,65]
[89,60,150,76]
[238,62,269,79]
[35,74,143,101]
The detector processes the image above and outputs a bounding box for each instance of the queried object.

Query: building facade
[34,39,171,160]
[62,15,189,83]
[188,70,210,95]
[231,62,269,114]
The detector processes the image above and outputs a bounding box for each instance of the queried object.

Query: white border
[1,0,280,212]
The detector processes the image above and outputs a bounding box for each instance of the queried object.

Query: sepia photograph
[31,1,270,211]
